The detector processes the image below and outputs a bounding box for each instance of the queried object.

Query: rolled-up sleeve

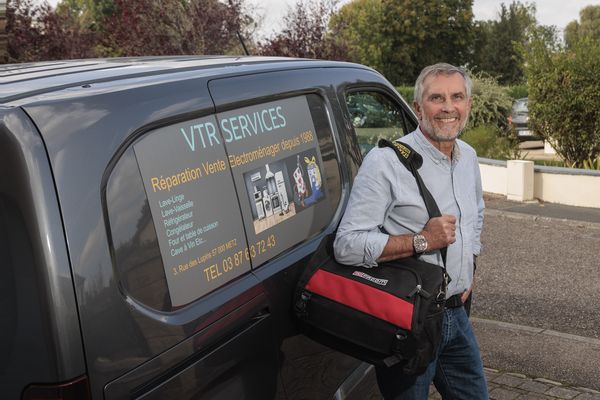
[333,149,394,267]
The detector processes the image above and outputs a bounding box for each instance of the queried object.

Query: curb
[484,208,600,229]
[472,317,600,347]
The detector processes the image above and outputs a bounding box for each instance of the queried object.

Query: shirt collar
[412,127,461,164]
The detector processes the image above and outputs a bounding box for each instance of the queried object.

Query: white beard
[420,113,468,142]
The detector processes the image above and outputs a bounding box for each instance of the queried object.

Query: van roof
[0,55,363,105]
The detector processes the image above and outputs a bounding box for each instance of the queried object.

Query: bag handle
[377,139,448,269]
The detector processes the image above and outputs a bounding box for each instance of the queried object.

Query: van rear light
[22,375,91,400]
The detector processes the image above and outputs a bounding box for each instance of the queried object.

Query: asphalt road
[471,200,600,389]
[474,209,600,340]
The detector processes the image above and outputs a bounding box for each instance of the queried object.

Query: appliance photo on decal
[242,149,326,234]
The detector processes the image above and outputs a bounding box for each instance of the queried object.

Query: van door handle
[251,307,270,321]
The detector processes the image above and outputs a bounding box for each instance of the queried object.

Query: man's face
[414,73,472,142]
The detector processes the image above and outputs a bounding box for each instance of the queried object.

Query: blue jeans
[375,306,488,400]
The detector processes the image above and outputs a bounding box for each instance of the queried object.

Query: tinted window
[106,148,172,310]
[105,94,340,311]
[346,91,411,156]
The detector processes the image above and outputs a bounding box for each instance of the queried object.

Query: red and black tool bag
[294,139,450,374]
[294,234,446,374]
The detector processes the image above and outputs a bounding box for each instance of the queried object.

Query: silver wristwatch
[413,233,428,254]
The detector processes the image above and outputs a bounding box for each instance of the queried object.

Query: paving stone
[485,368,502,381]
[574,394,600,400]
[494,373,529,387]
[518,380,553,394]
[491,387,522,400]
[507,372,529,379]
[534,378,563,386]
[517,393,553,400]
[575,388,600,395]
[427,391,442,400]
[545,386,581,399]
[428,385,441,399]
[422,368,598,400]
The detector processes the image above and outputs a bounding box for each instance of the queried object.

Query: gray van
[0,56,417,399]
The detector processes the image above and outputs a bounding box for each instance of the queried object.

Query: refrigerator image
[275,171,289,212]
[254,186,265,219]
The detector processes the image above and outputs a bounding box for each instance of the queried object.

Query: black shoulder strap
[378,138,447,268]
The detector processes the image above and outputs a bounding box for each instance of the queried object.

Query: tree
[258,0,347,60]
[523,37,600,167]
[6,0,97,62]
[330,0,474,85]
[379,0,473,85]
[97,0,189,56]
[5,0,255,62]
[329,0,388,73]
[331,0,478,84]
[565,5,600,48]
[1,0,8,62]
[56,0,95,28]
[469,1,537,85]
[186,0,255,55]
[98,0,252,57]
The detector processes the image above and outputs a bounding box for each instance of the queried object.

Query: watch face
[414,234,428,253]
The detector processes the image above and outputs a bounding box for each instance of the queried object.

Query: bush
[395,86,415,105]
[461,125,519,160]
[523,38,600,168]
[507,85,528,100]
[467,74,513,133]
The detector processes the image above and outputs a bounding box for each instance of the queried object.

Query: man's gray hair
[413,63,472,105]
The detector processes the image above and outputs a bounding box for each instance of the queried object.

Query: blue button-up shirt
[334,128,484,297]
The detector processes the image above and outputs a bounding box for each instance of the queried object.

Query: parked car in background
[508,97,538,140]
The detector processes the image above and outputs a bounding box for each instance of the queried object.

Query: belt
[445,294,463,308]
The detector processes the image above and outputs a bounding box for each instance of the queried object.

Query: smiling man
[334,63,487,399]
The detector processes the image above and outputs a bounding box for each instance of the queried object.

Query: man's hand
[421,215,456,250]
[461,284,473,303]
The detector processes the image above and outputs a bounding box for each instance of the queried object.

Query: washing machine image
[271,193,281,215]
[262,188,273,216]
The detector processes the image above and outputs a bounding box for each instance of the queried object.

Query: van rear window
[105,94,340,310]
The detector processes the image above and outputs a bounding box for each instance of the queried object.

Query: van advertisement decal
[134,96,328,306]
[134,115,251,307]
[217,96,328,267]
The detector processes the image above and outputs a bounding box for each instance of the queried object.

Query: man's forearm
[377,234,414,262]
[377,215,458,263]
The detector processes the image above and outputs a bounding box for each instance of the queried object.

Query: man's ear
[413,101,422,120]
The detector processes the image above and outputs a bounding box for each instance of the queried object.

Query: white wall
[479,158,600,208]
